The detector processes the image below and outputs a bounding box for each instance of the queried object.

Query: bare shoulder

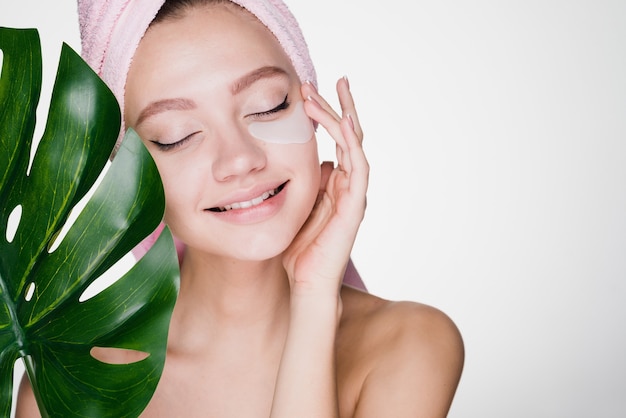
[337,285,464,418]
[339,285,464,360]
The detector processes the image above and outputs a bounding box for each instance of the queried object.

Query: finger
[304,94,348,153]
[336,76,363,143]
[301,82,341,122]
[336,142,344,172]
[304,92,355,174]
[341,112,369,201]
[307,103,350,174]
[336,115,355,175]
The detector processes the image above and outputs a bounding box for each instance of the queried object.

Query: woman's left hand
[282,77,369,297]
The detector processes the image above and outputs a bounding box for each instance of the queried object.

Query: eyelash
[150,132,199,151]
[252,95,290,118]
[150,95,290,151]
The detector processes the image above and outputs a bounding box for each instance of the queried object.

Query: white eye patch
[248,101,314,144]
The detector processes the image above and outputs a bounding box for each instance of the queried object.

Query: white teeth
[219,188,277,212]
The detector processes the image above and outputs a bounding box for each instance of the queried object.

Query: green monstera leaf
[0,28,179,417]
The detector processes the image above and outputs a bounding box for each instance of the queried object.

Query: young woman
[17,0,464,416]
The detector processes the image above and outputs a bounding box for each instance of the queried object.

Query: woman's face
[125,3,320,261]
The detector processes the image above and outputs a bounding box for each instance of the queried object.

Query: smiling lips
[208,182,287,212]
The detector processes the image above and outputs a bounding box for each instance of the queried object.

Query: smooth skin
[16,3,463,417]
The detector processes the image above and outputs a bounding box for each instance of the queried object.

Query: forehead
[147,4,291,64]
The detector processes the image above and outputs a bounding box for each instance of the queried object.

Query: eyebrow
[231,66,289,95]
[136,98,197,126]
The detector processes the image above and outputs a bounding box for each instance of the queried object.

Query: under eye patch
[248,101,313,144]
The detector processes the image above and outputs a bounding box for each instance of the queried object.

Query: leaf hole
[90,347,150,365]
[24,282,36,302]
[79,251,136,302]
[6,205,22,243]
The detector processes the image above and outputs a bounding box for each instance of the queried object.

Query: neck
[167,249,291,352]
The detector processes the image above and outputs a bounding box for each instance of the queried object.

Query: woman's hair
[153,0,236,24]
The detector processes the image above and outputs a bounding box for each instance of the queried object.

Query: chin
[232,231,295,262]
[179,225,295,263]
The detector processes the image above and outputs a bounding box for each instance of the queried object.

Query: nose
[211,126,267,182]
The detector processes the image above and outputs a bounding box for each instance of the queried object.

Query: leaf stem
[0,272,27,352]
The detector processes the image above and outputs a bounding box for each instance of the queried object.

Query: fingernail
[305,80,317,91]
[346,113,355,130]
[343,75,350,88]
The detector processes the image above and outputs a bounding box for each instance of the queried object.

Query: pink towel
[77,0,365,290]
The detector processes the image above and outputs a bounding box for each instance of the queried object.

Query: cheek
[297,140,322,205]
[309,147,322,192]
[150,157,195,223]
[162,184,187,227]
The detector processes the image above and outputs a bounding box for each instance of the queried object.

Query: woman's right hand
[281,77,369,299]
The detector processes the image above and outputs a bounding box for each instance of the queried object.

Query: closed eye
[150,131,200,151]
[252,95,290,118]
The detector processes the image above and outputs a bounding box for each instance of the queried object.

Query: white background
[2,1,625,417]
